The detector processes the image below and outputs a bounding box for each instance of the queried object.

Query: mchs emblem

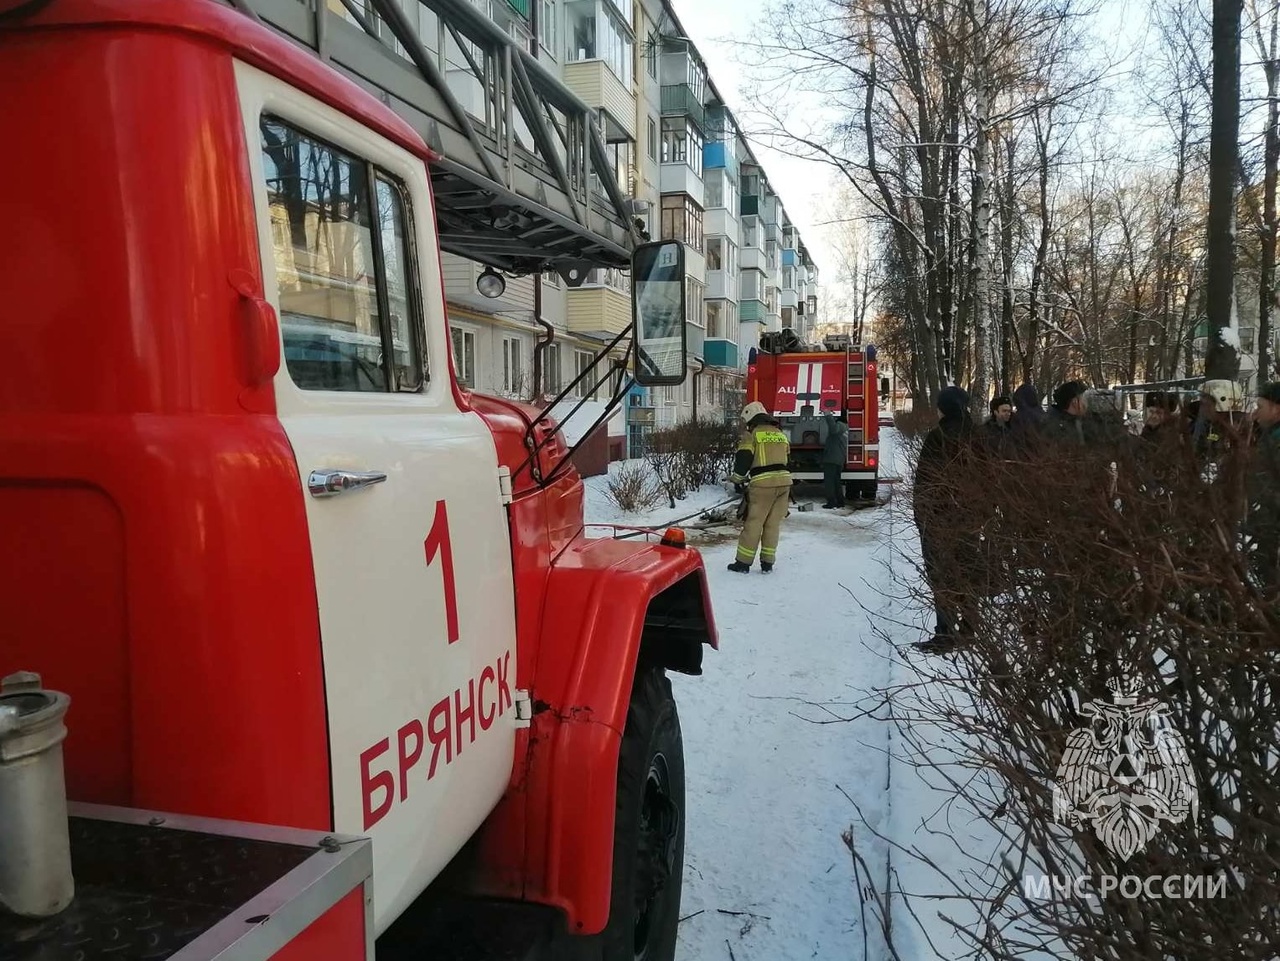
[1052,676,1198,861]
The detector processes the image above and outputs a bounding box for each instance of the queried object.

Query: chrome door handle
[308,469,388,498]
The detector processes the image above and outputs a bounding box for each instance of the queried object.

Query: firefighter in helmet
[1194,378,1247,464]
[728,401,793,573]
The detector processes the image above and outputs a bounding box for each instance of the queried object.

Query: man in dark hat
[1141,391,1181,441]
[1010,383,1045,452]
[913,386,977,648]
[1045,380,1089,446]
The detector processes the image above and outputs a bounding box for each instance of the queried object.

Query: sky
[668,0,1154,296]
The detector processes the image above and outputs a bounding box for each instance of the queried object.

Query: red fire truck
[0,1,717,959]
[745,332,881,501]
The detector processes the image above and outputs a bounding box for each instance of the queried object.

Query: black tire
[585,667,686,961]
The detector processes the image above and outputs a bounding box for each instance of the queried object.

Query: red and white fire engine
[0,1,718,959]
[745,332,881,501]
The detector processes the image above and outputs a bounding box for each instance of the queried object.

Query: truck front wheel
[591,666,685,961]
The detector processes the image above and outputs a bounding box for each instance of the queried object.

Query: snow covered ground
[582,432,993,960]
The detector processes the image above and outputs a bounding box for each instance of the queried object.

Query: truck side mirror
[631,240,687,386]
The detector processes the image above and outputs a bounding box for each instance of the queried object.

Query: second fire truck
[745,331,881,501]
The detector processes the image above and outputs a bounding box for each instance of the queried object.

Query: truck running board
[0,802,373,961]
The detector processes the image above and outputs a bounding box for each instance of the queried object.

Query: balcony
[504,0,531,15]
[661,84,706,131]
[704,338,739,369]
[740,195,760,217]
[740,299,765,323]
[781,248,798,267]
[687,322,706,360]
[741,246,765,271]
[661,164,703,199]
[705,208,738,239]
[706,269,739,301]
[564,62,637,142]
[703,141,737,174]
[567,286,631,337]
[781,289,798,309]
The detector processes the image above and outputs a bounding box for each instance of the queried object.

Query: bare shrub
[645,418,740,508]
[876,423,1280,960]
[604,461,662,513]
[893,405,939,438]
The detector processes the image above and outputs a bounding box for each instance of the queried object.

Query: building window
[574,349,598,399]
[660,118,703,175]
[260,116,425,394]
[660,117,684,164]
[566,1,632,86]
[685,277,705,324]
[706,237,724,271]
[544,342,563,394]
[539,0,557,57]
[542,269,561,287]
[646,30,657,78]
[807,295,817,316]
[451,326,476,388]
[1241,326,1257,354]
[584,267,631,291]
[647,117,657,161]
[502,336,526,395]
[726,240,738,276]
[782,267,795,290]
[743,218,757,248]
[659,194,704,252]
[705,299,723,338]
[782,307,794,328]
[705,172,724,209]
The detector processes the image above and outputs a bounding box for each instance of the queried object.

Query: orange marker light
[660,528,687,548]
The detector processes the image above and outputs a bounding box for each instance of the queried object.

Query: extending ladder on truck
[228,0,641,278]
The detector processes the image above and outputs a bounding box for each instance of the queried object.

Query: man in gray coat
[822,412,849,508]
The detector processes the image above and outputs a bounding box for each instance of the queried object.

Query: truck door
[236,64,518,934]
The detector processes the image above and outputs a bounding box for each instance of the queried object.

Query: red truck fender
[454,535,716,935]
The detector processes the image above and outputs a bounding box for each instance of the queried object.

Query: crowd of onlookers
[908,377,1280,648]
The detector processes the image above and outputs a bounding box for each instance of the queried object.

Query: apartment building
[359,0,821,455]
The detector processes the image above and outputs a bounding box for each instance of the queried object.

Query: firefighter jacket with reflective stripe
[733,424,792,488]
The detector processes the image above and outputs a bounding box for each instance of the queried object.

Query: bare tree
[1248,0,1280,383]
[1205,0,1245,378]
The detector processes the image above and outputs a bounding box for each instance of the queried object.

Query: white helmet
[1200,379,1245,412]
[741,401,768,423]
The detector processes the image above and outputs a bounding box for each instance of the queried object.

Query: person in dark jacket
[982,394,1014,458]
[913,386,977,646]
[1044,380,1089,446]
[1141,391,1181,441]
[1245,382,1280,588]
[821,412,849,508]
[1010,383,1045,452]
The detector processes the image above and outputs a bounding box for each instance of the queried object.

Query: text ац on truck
[0,1,719,959]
